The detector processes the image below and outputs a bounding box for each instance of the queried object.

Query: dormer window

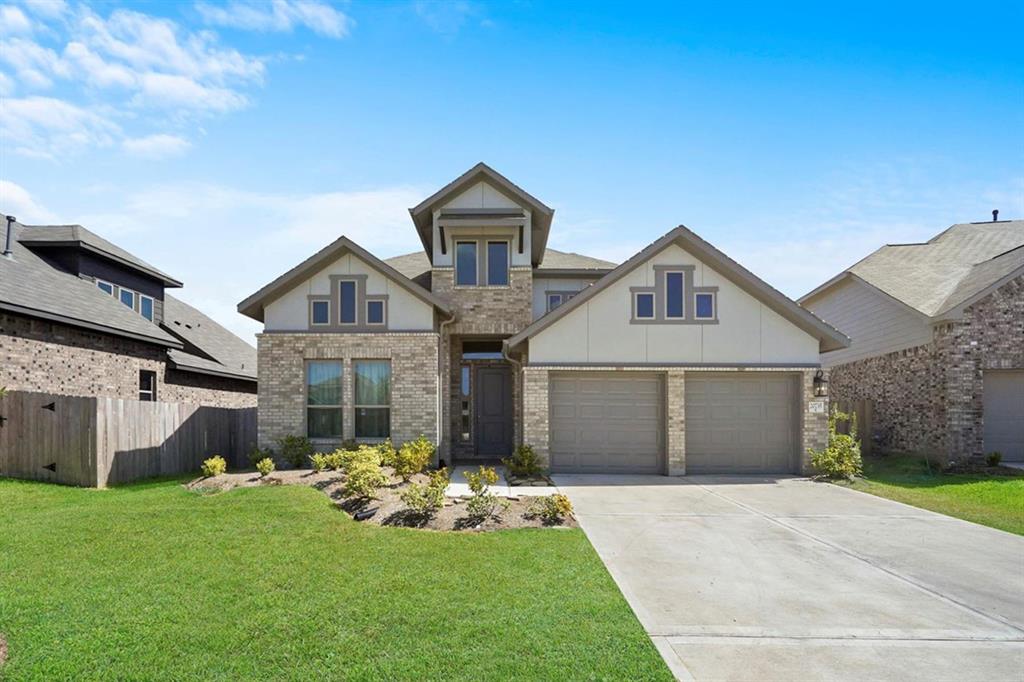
[119,288,135,308]
[99,280,154,322]
[97,280,114,295]
[139,296,154,321]
[456,241,477,286]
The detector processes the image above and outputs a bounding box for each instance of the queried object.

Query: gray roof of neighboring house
[18,223,183,286]
[801,220,1024,318]
[1,215,181,347]
[162,295,257,381]
[383,248,616,280]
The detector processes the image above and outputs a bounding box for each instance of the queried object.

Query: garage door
[984,370,1024,462]
[549,373,664,473]
[685,374,797,474]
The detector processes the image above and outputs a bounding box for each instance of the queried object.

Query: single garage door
[549,373,664,473]
[685,373,798,474]
[984,370,1024,462]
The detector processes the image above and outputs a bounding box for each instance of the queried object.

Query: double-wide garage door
[549,373,664,474]
[984,370,1024,462]
[548,371,798,475]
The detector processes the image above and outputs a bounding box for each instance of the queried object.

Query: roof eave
[19,239,184,287]
[168,359,257,383]
[0,301,183,349]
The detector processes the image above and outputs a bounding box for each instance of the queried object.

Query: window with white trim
[311,300,330,325]
[486,241,509,286]
[665,271,684,318]
[635,292,655,319]
[307,361,343,438]
[366,300,385,325]
[339,280,357,325]
[547,293,563,311]
[354,360,391,439]
[694,292,716,320]
[455,241,477,286]
[138,370,156,401]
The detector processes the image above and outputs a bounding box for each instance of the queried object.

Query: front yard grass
[837,453,1024,535]
[0,477,671,681]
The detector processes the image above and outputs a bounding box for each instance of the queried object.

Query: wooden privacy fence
[833,398,874,456]
[0,390,256,487]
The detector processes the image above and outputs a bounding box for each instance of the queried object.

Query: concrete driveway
[552,474,1024,682]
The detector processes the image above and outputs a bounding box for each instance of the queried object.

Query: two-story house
[239,164,848,474]
[1,214,257,407]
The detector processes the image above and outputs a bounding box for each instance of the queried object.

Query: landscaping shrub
[338,445,382,472]
[277,435,314,469]
[400,468,449,516]
[809,406,862,479]
[378,439,398,468]
[463,465,508,521]
[247,445,273,467]
[310,453,331,473]
[255,458,275,477]
[343,460,387,500]
[502,444,543,478]
[987,451,1003,467]
[340,439,360,451]
[200,455,227,478]
[394,436,435,481]
[529,494,573,524]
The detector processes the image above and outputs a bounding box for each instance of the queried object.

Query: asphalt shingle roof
[845,221,1024,316]
[163,295,257,381]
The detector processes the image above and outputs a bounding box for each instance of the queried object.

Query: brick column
[800,369,830,475]
[522,367,550,467]
[666,370,685,475]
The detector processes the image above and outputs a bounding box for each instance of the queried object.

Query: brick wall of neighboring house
[828,274,1024,463]
[521,365,826,475]
[431,267,533,335]
[0,312,257,408]
[257,332,439,452]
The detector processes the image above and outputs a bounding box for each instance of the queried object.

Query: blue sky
[2,0,1021,341]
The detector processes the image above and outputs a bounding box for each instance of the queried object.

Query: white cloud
[0,71,14,95]
[0,95,120,158]
[195,0,353,38]
[0,180,59,223]
[134,72,249,112]
[122,133,192,159]
[0,36,70,88]
[0,4,33,34]
[22,0,69,20]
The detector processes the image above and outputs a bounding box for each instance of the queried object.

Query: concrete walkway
[445,465,559,498]
[552,474,1024,682]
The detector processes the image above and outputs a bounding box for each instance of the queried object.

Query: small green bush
[400,469,449,516]
[277,435,314,469]
[256,457,275,477]
[340,439,360,451]
[201,455,227,478]
[529,494,573,524]
[343,460,387,500]
[378,439,398,468]
[987,451,1003,467]
[247,445,273,467]
[463,465,508,520]
[394,436,435,481]
[310,453,331,473]
[502,444,543,478]
[809,406,862,479]
[338,445,382,472]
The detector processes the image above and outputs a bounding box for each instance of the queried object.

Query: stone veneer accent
[256,332,439,452]
[0,311,256,408]
[521,365,827,475]
[829,274,1023,463]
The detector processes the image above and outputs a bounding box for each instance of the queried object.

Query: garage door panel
[549,373,664,474]
[686,374,797,474]
[984,370,1024,462]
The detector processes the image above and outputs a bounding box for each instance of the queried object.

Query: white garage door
[685,373,798,474]
[549,373,664,474]
[984,370,1024,463]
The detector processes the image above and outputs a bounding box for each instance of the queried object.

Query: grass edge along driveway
[837,453,1024,535]
[0,477,672,681]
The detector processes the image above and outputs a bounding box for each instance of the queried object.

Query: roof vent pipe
[992,209,999,222]
[3,215,16,259]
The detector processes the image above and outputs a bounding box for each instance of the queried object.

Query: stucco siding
[531,277,599,320]
[528,243,820,365]
[804,276,932,367]
[431,180,533,268]
[263,252,435,331]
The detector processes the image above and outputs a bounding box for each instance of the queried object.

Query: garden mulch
[185,467,576,532]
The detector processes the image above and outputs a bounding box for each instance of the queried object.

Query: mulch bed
[185,467,576,532]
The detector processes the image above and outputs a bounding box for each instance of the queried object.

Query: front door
[476,367,513,457]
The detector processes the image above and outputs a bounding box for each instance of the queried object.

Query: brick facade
[0,311,255,408]
[256,332,439,452]
[431,267,533,335]
[828,274,1024,463]
[521,365,827,475]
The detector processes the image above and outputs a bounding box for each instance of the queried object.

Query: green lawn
[838,454,1024,535]
[0,478,670,681]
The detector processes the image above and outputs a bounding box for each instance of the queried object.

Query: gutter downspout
[502,339,524,448]
[437,311,456,466]
[3,215,16,259]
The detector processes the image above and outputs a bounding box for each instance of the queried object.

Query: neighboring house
[239,163,847,475]
[801,219,1024,464]
[0,215,257,408]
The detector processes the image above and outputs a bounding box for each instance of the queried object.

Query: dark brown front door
[476,367,513,457]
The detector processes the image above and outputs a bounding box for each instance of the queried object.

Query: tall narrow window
[487,241,509,286]
[140,296,154,321]
[311,300,329,325]
[307,361,343,438]
[666,272,684,318]
[138,370,156,401]
[354,360,391,438]
[339,281,356,324]
[455,241,477,286]
[120,288,135,309]
[460,365,471,442]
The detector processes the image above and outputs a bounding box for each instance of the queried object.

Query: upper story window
[635,292,655,319]
[456,241,478,286]
[98,280,154,321]
[119,288,135,308]
[695,292,716,320]
[487,241,509,286]
[139,296,154,321]
[339,280,357,324]
[97,280,114,295]
[546,291,578,313]
[665,271,684,318]
[311,299,330,325]
[366,299,385,325]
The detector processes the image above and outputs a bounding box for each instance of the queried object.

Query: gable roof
[506,225,849,354]
[1,215,181,348]
[163,295,257,382]
[238,235,452,322]
[800,220,1024,318]
[408,162,555,265]
[19,223,183,287]
[383,248,615,281]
